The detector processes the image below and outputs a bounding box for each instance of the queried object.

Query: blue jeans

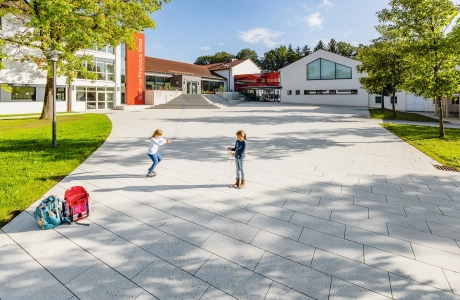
[235,158,244,180]
[148,153,162,174]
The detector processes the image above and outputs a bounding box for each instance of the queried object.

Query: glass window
[307,59,352,80]
[121,86,126,104]
[287,90,292,95]
[77,91,86,102]
[329,90,336,94]
[295,90,300,95]
[11,86,36,101]
[307,59,320,80]
[375,96,382,104]
[107,46,114,54]
[121,44,126,58]
[391,96,397,104]
[121,60,126,84]
[321,60,336,79]
[57,88,66,101]
[336,63,352,79]
[304,90,308,95]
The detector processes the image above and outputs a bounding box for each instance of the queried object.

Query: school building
[0,19,458,118]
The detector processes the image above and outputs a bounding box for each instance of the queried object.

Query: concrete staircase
[148,94,220,109]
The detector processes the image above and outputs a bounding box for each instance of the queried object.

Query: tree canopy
[235,48,259,64]
[0,0,169,119]
[376,0,460,137]
[195,51,235,65]
[356,41,408,116]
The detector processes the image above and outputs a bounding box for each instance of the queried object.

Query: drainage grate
[433,165,459,172]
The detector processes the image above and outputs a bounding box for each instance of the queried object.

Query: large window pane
[77,91,86,102]
[98,92,106,109]
[307,59,320,80]
[336,63,352,79]
[11,86,36,101]
[57,88,66,101]
[321,59,336,79]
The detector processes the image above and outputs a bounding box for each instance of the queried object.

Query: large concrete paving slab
[2,102,460,299]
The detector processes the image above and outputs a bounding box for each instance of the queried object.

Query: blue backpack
[34,196,70,230]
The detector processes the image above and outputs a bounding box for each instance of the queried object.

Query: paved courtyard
[2,102,460,300]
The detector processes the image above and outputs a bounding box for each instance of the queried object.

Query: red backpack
[64,186,91,222]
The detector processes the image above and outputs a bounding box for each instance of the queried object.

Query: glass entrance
[186,82,197,94]
[77,86,115,110]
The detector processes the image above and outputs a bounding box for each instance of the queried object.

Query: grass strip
[369,109,439,122]
[0,114,112,228]
[381,123,460,169]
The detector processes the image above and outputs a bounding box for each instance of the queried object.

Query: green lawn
[369,108,439,122]
[382,123,460,169]
[0,114,112,228]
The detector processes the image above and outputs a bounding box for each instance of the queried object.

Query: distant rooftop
[145,57,224,80]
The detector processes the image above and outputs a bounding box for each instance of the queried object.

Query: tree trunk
[392,89,397,117]
[436,97,445,138]
[381,88,385,113]
[40,73,54,120]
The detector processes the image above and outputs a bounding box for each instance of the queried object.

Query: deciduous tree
[377,0,460,137]
[356,41,407,115]
[0,0,169,119]
[194,55,213,65]
[235,48,259,65]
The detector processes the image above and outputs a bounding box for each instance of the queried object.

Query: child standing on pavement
[226,130,247,188]
[147,129,172,177]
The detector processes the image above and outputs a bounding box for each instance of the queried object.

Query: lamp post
[48,50,60,148]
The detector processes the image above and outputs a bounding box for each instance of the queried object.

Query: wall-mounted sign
[126,33,145,105]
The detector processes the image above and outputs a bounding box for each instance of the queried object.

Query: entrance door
[186,82,197,94]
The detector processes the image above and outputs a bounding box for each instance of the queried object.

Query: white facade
[279,50,368,106]
[368,93,436,112]
[213,59,261,92]
[0,15,122,114]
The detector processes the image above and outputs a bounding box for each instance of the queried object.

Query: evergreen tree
[327,39,339,53]
[301,45,312,57]
[313,40,325,51]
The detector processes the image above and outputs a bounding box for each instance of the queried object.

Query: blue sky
[144,0,390,63]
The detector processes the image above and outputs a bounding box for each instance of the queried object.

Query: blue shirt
[232,140,246,159]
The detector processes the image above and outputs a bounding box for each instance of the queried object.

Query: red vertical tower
[126,33,145,105]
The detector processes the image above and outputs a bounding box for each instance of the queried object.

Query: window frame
[10,86,36,101]
[287,90,292,95]
[307,58,352,80]
[375,96,382,104]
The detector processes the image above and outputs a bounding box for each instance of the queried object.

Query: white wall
[0,101,68,115]
[230,60,261,91]
[279,50,368,106]
[145,90,181,105]
[212,59,261,92]
[368,93,436,112]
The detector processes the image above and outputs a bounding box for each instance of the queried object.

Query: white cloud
[200,46,211,51]
[318,0,333,9]
[287,22,293,26]
[350,41,359,46]
[286,7,292,12]
[300,3,311,10]
[218,42,225,46]
[305,12,323,29]
[238,28,284,48]
[344,30,353,36]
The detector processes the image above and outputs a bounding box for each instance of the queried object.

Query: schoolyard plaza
[2,100,460,300]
